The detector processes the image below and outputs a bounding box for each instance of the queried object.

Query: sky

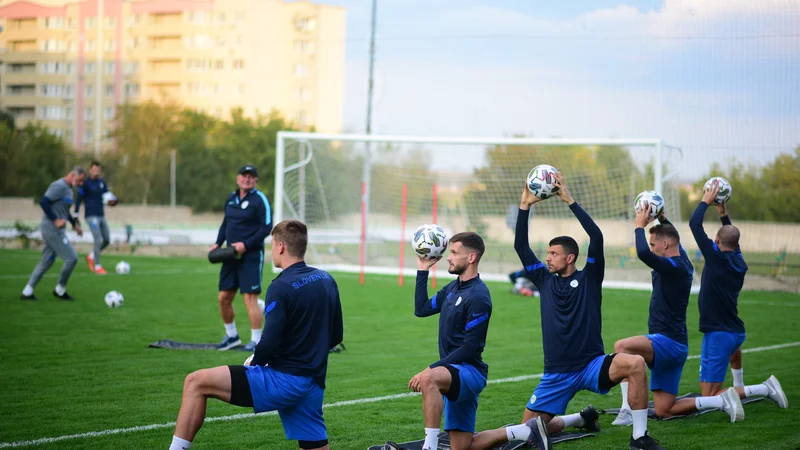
[316,0,800,179]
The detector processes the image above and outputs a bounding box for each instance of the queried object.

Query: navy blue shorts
[219,249,264,294]
[443,364,487,433]
[700,331,746,383]
[646,334,688,395]
[527,355,612,416]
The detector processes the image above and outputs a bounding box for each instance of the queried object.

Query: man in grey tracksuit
[20,167,87,301]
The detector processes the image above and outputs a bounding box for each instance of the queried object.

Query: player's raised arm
[555,173,605,280]
[514,184,549,287]
[690,181,720,259]
[430,295,492,369]
[716,200,732,226]
[251,285,288,366]
[415,256,445,317]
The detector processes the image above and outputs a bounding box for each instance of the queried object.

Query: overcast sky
[318,0,800,179]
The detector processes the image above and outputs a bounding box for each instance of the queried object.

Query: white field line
[0,268,218,280]
[1,341,798,448]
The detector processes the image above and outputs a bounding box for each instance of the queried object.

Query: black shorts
[228,365,254,408]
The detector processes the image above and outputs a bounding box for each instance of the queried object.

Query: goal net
[274,132,683,289]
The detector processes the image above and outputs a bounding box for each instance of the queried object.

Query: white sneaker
[612,407,633,426]
[763,375,789,409]
[721,387,745,423]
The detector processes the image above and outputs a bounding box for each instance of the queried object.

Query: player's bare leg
[612,337,655,425]
[216,290,241,350]
[172,366,232,448]
[242,292,264,350]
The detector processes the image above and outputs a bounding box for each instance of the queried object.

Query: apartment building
[0,0,346,150]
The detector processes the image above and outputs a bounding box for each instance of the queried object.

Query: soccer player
[75,161,116,274]
[611,204,732,423]
[20,167,86,301]
[471,174,663,450]
[212,165,273,352]
[669,181,788,418]
[386,232,492,450]
[169,220,343,450]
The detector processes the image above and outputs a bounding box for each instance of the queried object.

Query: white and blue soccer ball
[703,177,732,205]
[115,261,130,275]
[634,190,665,219]
[526,164,560,199]
[104,290,124,308]
[102,191,117,205]
[412,224,448,260]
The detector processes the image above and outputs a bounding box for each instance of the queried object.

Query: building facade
[0,0,345,151]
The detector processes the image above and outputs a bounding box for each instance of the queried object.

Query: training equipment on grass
[208,247,238,264]
[115,261,130,275]
[526,164,561,199]
[601,392,764,420]
[412,224,448,260]
[369,428,595,449]
[104,290,124,308]
[703,176,732,205]
[634,190,665,219]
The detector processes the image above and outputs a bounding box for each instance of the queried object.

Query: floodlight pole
[361,0,377,281]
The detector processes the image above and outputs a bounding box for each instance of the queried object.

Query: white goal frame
[274,131,681,290]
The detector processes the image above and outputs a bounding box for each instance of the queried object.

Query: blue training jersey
[634,225,694,345]
[415,271,492,379]
[689,203,747,334]
[216,188,272,251]
[75,177,108,218]
[251,262,344,389]
[515,203,606,373]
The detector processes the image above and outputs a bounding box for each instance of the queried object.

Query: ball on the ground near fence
[634,190,665,219]
[704,176,732,205]
[104,290,124,308]
[115,261,130,275]
[526,164,560,199]
[412,224,448,260]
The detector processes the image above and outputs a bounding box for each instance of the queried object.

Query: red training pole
[399,183,408,287]
[432,183,438,289]
[359,182,366,285]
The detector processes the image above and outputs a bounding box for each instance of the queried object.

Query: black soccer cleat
[20,293,39,301]
[53,290,75,301]
[579,404,601,432]
[630,432,665,450]
[525,416,552,450]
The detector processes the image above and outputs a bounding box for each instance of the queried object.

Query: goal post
[274,132,682,290]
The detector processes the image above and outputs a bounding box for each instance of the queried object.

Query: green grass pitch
[0,248,798,449]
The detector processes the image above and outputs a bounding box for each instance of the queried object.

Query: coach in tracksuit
[212,165,273,352]
[75,161,116,274]
[20,167,86,301]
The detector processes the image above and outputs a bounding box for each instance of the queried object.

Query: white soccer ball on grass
[104,290,124,308]
[115,261,131,275]
[634,190,665,220]
[526,164,560,199]
[412,224,448,260]
[703,177,732,205]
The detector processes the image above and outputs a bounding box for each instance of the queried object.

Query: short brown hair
[450,232,485,262]
[649,224,681,244]
[271,220,308,257]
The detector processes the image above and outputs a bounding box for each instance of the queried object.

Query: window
[104,62,115,74]
[84,107,94,121]
[104,106,115,120]
[69,41,77,53]
[294,40,314,54]
[238,83,245,95]
[105,84,114,97]
[294,63,309,77]
[232,59,245,70]
[125,84,140,98]
[104,39,115,52]
[50,128,63,138]
[213,83,219,94]
[85,17,96,28]
[39,106,64,120]
[84,84,94,97]
[293,110,308,125]
[44,17,64,29]
[84,62,95,74]
[235,11,246,22]
[65,107,73,119]
[124,62,139,75]
[294,88,312,102]
[84,130,93,143]
[215,12,225,25]
[105,16,116,28]
[187,10,210,24]
[235,35,243,46]
[215,60,224,70]
[85,39,96,52]
[294,17,316,31]
[65,85,74,98]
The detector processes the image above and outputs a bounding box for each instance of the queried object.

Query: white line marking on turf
[738,299,800,308]
[1,341,799,448]
[0,268,217,280]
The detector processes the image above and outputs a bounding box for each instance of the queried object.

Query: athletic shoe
[579,404,601,432]
[525,416,551,450]
[20,293,39,301]
[94,267,108,275]
[763,375,789,409]
[382,442,406,450]
[53,290,75,301]
[243,340,258,352]
[216,334,242,351]
[721,387,744,423]
[629,432,665,449]
[612,408,633,426]
[86,253,95,272]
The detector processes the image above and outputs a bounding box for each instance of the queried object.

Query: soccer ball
[703,177,732,205]
[102,191,117,205]
[115,261,130,275]
[412,224,448,260]
[104,290,124,308]
[526,164,560,199]
[634,190,665,219]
